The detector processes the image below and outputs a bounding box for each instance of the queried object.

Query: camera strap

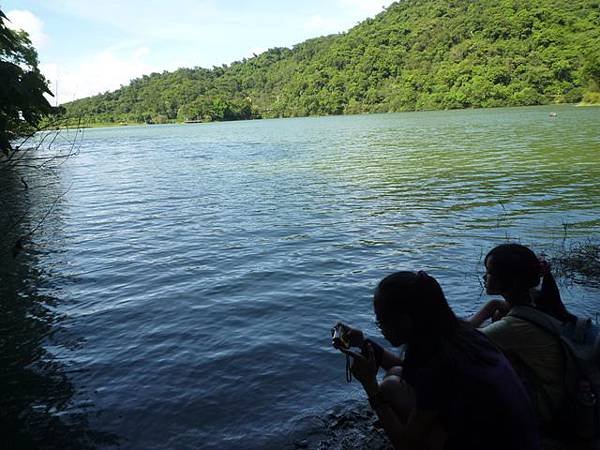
[346,353,352,383]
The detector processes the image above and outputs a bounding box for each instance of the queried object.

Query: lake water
[1,105,600,449]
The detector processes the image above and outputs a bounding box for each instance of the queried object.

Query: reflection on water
[0,165,116,448]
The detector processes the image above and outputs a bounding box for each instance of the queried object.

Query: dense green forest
[64,0,600,125]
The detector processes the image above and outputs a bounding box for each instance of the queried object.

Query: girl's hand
[486,299,510,322]
[342,343,378,388]
[334,322,364,348]
[469,299,510,327]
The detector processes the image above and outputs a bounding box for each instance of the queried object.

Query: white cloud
[132,46,151,59]
[304,14,346,34]
[40,46,159,105]
[48,0,220,42]
[6,9,48,49]
[337,0,395,17]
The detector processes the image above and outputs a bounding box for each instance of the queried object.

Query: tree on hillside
[0,9,55,156]
[583,50,600,92]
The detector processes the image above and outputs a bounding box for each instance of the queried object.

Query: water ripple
[9,105,600,449]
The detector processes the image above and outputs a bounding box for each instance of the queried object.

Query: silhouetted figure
[334,270,540,450]
[471,243,573,428]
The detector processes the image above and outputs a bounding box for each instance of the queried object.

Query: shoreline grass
[551,240,600,287]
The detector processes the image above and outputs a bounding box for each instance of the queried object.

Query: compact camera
[331,323,350,349]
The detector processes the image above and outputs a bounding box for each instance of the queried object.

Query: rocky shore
[290,400,593,450]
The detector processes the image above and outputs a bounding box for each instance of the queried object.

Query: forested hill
[64,0,600,125]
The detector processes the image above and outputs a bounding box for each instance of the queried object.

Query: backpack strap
[509,305,589,384]
[593,332,600,365]
[507,306,577,397]
[574,318,590,343]
[503,348,555,425]
[507,305,564,336]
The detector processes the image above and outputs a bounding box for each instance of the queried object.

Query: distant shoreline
[55,102,599,130]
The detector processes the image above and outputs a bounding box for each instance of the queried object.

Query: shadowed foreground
[290,400,592,450]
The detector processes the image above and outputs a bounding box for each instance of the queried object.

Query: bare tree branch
[1,116,84,258]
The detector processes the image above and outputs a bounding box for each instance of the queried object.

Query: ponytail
[536,270,576,323]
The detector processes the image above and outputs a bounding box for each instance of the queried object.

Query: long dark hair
[484,243,575,323]
[375,271,497,367]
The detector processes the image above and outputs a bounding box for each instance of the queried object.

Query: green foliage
[64,0,600,125]
[581,91,600,104]
[0,9,55,154]
[582,49,600,93]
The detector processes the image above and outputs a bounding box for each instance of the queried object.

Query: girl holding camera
[334,270,539,450]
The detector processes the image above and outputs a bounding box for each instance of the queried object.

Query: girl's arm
[469,299,509,328]
[364,338,404,369]
[344,345,445,450]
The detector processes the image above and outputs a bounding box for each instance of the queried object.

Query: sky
[2,0,395,105]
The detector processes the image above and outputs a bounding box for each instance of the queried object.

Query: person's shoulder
[483,314,534,331]
[498,314,534,327]
[480,315,513,333]
[481,312,559,351]
[480,315,536,346]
